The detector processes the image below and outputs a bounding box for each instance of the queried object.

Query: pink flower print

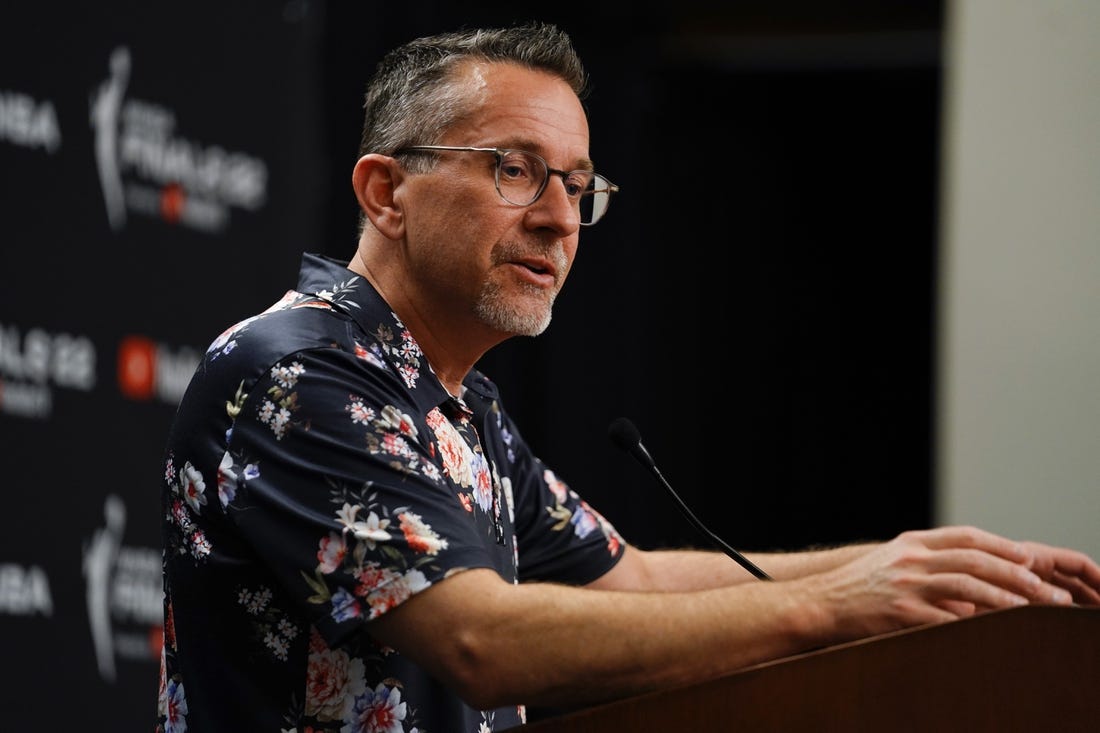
[431,419,472,488]
[580,500,624,556]
[380,431,412,458]
[305,644,366,722]
[365,568,428,619]
[354,562,401,596]
[424,407,447,430]
[317,532,348,574]
[398,511,448,556]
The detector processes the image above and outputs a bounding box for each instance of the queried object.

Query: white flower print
[189,530,212,559]
[270,360,305,389]
[276,618,298,640]
[421,462,442,482]
[343,682,407,733]
[163,678,188,733]
[346,397,374,425]
[217,451,237,507]
[377,404,418,439]
[334,503,393,550]
[270,406,292,440]
[501,475,515,524]
[397,363,418,389]
[264,630,289,661]
[180,461,207,513]
[239,586,273,616]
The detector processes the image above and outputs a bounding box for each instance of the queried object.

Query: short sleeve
[495,410,625,585]
[222,346,498,646]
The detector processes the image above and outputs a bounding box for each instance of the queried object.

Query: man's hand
[808,526,1086,640]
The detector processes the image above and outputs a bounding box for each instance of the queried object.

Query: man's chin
[477,302,553,338]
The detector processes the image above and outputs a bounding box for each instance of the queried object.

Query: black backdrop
[0,2,941,729]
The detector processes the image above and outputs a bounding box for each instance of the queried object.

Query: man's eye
[563,173,593,197]
[500,163,529,179]
[499,155,534,180]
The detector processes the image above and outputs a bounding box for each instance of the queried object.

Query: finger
[921,547,1056,603]
[1049,549,1100,592]
[923,572,1031,611]
[914,526,1031,564]
[1051,570,1100,606]
[1022,543,1100,602]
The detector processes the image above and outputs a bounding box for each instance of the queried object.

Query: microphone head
[607,417,641,453]
[608,416,657,469]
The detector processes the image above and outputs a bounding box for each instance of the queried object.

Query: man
[157,21,1100,733]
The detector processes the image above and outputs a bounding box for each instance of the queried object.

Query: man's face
[396,61,591,340]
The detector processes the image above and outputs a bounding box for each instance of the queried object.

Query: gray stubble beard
[475,279,556,337]
[474,239,568,337]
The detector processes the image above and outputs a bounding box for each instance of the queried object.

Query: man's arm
[367,525,1094,712]
[588,542,880,592]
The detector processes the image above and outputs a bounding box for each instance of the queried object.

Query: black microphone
[608,417,772,581]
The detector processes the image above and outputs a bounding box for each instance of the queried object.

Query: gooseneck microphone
[608,417,772,581]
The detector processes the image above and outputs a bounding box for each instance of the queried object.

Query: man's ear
[352,154,405,239]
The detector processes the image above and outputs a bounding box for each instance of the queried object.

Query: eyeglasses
[395,145,619,226]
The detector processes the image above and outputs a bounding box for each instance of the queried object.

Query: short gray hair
[357,22,588,160]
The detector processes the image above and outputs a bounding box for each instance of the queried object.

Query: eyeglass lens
[496,150,612,225]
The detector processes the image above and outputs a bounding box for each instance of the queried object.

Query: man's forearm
[591,542,881,593]
[744,542,878,580]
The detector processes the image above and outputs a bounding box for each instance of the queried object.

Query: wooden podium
[519,605,1100,732]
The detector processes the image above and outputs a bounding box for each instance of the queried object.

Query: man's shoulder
[205,291,358,364]
[175,291,366,408]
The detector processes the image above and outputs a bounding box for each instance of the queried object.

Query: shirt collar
[295,252,500,415]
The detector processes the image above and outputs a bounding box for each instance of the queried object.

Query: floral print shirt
[157,253,624,733]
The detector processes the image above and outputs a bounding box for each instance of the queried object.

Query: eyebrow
[493,139,594,171]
